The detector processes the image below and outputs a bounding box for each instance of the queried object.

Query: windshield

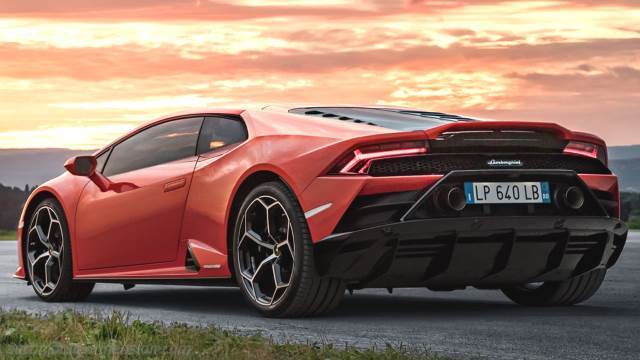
[289,107,476,131]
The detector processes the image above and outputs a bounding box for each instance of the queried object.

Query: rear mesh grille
[368,154,610,177]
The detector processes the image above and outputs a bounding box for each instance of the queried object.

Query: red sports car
[15,106,628,317]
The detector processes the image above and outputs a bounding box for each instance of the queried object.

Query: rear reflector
[564,141,607,165]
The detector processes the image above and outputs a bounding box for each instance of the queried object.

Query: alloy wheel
[26,206,64,296]
[237,196,295,306]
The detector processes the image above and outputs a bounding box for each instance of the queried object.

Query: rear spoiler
[424,121,606,147]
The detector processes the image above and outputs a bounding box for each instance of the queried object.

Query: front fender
[14,173,90,280]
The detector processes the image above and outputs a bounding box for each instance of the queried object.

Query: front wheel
[24,198,94,302]
[501,269,606,306]
[232,181,344,317]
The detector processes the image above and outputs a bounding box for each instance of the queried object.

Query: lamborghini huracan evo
[15,105,628,317]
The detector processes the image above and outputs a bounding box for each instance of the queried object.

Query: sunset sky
[0,0,639,149]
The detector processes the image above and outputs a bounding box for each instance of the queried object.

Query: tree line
[621,192,640,222]
[0,183,34,230]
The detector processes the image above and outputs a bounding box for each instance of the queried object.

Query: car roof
[94,104,477,156]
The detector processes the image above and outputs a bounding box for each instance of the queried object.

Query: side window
[196,116,248,155]
[94,149,110,173]
[103,117,203,177]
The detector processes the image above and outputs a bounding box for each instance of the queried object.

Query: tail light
[330,141,428,175]
[564,141,607,166]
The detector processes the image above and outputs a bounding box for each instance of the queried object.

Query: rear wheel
[501,269,606,306]
[232,181,344,317]
[24,198,94,302]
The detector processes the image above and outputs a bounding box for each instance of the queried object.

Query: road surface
[1,232,639,360]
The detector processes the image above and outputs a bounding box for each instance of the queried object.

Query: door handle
[164,178,186,192]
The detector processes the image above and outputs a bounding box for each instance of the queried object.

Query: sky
[0,0,639,149]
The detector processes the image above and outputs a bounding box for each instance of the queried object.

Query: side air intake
[185,247,200,272]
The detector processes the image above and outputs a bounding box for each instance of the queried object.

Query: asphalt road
[1,232,639,360]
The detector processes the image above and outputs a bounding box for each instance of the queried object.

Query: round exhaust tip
[446,186,467,212]
[563,186,585,210]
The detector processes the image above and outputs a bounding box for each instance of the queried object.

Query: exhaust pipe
[563,186,585,210]
[555,185,585,210]
[436,186,467,212]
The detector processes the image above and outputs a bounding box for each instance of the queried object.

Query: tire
[501,269,606,306]
[232,181,345,317]
[23,198,94,302]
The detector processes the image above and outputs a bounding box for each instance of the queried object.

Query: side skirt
[74,278,236,287]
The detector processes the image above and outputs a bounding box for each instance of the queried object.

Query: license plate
[464,182,551,204]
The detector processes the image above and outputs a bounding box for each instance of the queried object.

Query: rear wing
[424,121,606,147]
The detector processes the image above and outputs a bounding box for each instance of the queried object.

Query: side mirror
[64,156,96,177]
[63,155,138,193]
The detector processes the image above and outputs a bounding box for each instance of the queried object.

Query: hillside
[610,158,640,192]
[608,145,640,192]
[609,145,640,161]
[0,148,94,188]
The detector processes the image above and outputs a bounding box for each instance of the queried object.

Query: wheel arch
[226,170,297,276]
[19,189,62,281]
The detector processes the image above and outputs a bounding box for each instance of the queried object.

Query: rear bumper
[301,171,620,243]
[314,216,627,288]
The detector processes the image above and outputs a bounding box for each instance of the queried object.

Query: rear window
[196,116,248,155]
[289,107,475,131]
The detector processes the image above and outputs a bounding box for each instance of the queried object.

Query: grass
[627,216,640,230]
[0,310,448,360]
[0,229,17,240]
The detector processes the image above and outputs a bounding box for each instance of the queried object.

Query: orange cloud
[0,0,639,148]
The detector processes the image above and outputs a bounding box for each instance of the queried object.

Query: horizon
[1,1,639,149]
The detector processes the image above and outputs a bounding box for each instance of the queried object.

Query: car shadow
[75,285,627,321]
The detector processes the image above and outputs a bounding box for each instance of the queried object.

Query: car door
[75,117,204,270]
